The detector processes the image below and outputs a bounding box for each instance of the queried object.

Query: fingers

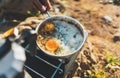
[32,0,46,12]
[32,0,51,12]
[45,0,52,10]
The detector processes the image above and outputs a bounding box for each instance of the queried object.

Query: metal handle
[38,0,51,17]
[46,10,51,17]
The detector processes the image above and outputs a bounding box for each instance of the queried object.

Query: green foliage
[86,49,120,78]
[106,54,120,66]
[104,50,120,66]
[87,69,107,78]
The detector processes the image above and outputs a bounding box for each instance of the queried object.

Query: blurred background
[0,0,120,78]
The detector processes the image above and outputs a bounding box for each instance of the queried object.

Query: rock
[108,0,114,3]
[31,19,40,24]
[102,15,113,23]
[53,1,66,13]
[54,6,60,13]
[113,35,120,42]
[90,52,97,63]
[80,54,90,70]
[110,21,119,29]
[99,0,113,4]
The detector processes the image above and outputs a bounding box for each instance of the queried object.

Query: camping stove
[24,44,79,78]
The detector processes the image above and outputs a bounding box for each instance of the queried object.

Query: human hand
[32,0,52,13]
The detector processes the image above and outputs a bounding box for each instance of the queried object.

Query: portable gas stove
[24,44,79,78]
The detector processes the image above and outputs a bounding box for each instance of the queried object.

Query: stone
[113,35,120,42]
[99,0,113,4]
[102,15,113,23]
[31,19,40,24]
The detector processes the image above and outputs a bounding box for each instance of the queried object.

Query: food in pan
[43,23,55,32]
[45,38,59,53]
[37,20,83,56]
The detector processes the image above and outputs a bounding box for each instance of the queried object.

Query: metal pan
[36,15,88,59]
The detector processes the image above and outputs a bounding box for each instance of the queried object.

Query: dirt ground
[67,0,120,57]
[67,0,120,78]
[0,0,120,78]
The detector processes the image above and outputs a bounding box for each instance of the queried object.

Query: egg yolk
[45,39,59,53]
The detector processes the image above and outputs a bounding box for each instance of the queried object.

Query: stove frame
[24,44,79,78]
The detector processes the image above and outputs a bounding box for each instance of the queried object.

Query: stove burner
[24,44,65,78]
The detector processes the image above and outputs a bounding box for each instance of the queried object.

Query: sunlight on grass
[103,49,120,66]
[87,69,107,78]
[27,10,41,17]
[85,49,120,78]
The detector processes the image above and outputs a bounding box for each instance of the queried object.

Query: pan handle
[41,10,51,17]
[37,0,52,17]
[46,10,51,17]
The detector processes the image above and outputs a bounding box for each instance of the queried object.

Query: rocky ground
[67,0,120,78]
[0,0,120,78]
